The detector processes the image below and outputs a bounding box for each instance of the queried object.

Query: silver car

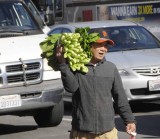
[48,20,160,102]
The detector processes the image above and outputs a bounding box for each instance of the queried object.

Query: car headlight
[118,69,130,76]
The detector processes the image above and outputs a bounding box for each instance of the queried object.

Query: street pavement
[0,101,159,139]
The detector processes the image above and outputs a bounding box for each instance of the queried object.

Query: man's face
[90,42,108,63]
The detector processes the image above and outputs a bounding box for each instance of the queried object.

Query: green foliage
[39,27,100,73]
[60,33,90,73]
[75,27,100,58]
[40,34,61,71]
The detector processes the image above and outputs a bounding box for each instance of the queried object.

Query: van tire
[33,100,64,127]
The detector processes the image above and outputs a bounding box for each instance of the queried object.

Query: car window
[62,28,72,33]
[91,26,160,52]
[48,28,62,34]
[0,1,37,29]
[48,27,71,35]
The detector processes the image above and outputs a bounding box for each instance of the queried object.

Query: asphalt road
[0,101,160,139]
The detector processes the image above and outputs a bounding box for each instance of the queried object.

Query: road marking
[63,117,72,122]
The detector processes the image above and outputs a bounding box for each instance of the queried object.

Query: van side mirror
[44,13,55,26]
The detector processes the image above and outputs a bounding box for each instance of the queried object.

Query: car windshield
[0,1,38,32]
[91,26,160,52]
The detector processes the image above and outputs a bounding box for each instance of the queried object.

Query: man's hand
[126,123,136,135]
[56,45,66,64]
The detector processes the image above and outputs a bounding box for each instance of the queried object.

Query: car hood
[0,34,46,63]
[105,49,160,69]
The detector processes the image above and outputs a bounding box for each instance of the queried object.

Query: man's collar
[88,58,106,66]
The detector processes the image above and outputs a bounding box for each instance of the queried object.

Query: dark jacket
[59,58,135,134]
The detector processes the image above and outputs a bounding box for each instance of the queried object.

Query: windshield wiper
[121,47,138,51]
[0,27,25,37]
[0,28,24,33]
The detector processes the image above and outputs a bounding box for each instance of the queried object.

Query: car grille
[7,73,40,83]
[6,62,40,72]
[133,67,160,76]
[0,59,43,88]
[131,88,160,95]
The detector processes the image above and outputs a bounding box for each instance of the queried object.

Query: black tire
[33,100,64,127]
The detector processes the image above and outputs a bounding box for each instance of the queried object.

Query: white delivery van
[0,0,64,127]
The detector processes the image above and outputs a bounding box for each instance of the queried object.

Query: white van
[0,0,64,127]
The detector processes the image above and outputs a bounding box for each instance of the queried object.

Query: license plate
[148,80,160,91]
[0,95,21,109]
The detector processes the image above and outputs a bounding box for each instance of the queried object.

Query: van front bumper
[0,79,64,115]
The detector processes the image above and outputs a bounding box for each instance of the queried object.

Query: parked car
[48,20,160,102]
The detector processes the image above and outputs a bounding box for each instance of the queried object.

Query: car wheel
[33,99,64,127]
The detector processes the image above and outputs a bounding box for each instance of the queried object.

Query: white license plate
[0,95,22,109]
[148,80,160,91]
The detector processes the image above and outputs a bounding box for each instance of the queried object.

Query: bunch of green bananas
[60,33,90,73]
[39,27,100,73]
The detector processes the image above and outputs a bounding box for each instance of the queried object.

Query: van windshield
[92,26,160,52]
[0,1,40,33]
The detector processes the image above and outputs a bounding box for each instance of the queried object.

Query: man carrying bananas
[56,29,136,139]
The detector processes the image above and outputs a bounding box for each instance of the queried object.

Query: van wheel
[33,100,64,127]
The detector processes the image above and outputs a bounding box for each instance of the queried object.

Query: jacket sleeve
[59,63,79,93]
[111,67,136,125]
